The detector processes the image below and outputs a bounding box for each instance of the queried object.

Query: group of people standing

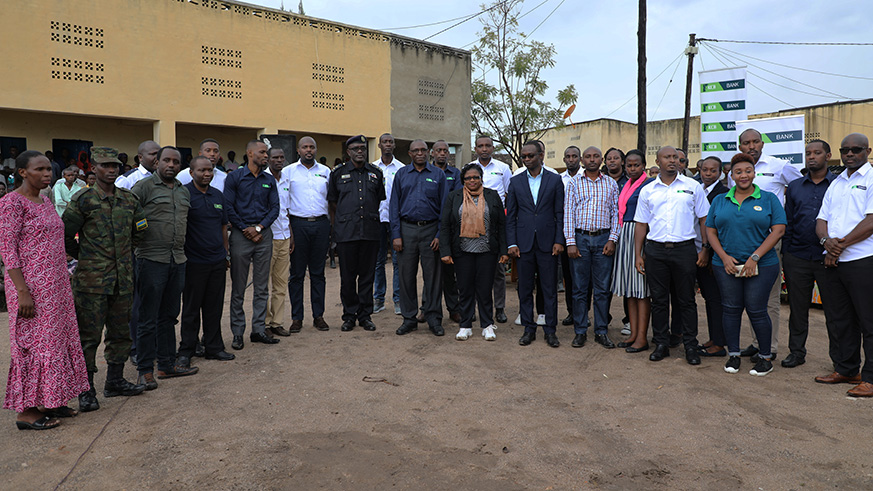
[2,128,872,431]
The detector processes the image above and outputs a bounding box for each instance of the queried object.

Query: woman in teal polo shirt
[706,153,786,377]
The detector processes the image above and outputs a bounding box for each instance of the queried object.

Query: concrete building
[538,98,873,171]
[0,0,471,167]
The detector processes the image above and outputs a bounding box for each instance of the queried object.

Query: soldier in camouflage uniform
[63,147,148,412]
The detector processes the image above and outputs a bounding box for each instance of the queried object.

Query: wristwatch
[819,237,828,246]
[750,253,760,262]
[255,225,263,233]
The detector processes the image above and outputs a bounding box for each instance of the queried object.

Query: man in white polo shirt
[264,146,293,337]
[373,133,405,315]
[815,132,873,398]
[177,139,228,192]
[731,128,803,359]
[472,135,512,323]
[284,136,332,333]
[634,146,710,365]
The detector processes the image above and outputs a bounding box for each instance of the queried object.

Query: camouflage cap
[91,146,122,164]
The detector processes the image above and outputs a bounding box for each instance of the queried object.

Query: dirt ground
[1,263,871,490]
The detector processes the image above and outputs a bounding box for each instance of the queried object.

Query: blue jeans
[570,232,614,335]
[713,263,779,358]
[136,258,185,374]
[288,217,331,320]
[374,222,399,304]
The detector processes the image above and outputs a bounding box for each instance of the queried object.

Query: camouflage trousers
[75,290,133,373]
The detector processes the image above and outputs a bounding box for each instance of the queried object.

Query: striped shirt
[563,172,620,246]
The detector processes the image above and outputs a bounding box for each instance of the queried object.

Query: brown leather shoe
[289,319,303,333]
[268,326,292,337]
[847,381,873,397]
[450,311,462,323]
[313,317,330,331]
[814,371,862,384]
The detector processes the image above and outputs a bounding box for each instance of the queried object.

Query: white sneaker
[482,325,496,341]
[620,322,631,336]
[514,314,522,325]
[455,328,472,340]
[537,314,546,326]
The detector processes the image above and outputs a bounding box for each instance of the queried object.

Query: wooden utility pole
[637,0,646,152]
[681,33,698,155]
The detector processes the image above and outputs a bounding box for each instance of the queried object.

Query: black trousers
[518,248,558,334]
[697,264,725,347]
[455,251,498,329]
[179,260,227,357]
[442,261,460,314]
[820,255,873,382]
[783,251,831,358]
[644,241,699,348]
[337,240,379,322]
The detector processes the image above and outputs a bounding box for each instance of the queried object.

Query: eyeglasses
[463,175,481,181]
[679,158,688,163]
[348,146,367,153]
[840,146,867,155]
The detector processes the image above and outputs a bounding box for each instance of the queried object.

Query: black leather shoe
[341,319,355,331]
[519,332,536,346]
[430,325,445,336]
[104,378,145,398]
[595,333,616,349]
[250,332,280,344]
[649,344,670,361]
[740,344,759,357]
[205,351,235,361]
[781,353,806,368]
[78,389,99,412]
[698,347,727,357]
[396,324,417,335]
[685,347,701,365]
[545,333,560,348]
[561,314,574,326]
[625,344,650,353]
[668,334,682,348]
[495,309,508,323]
[618,341,632,348]
[360,319,377,331]
[176,355,192,368]
[231,335,244,350]
[268,326,292,337]
[572,333,587,348]
[194,342,206,358]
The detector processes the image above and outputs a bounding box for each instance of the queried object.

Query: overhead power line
[422,0,508,41]
[697,38,873,46]
[704,42,849,99]
[602,50,686,119]
[527,0,564,37]
[701,43,873,81]
[650,53,684,120]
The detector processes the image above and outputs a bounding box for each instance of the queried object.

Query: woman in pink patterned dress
[0,151,89,430]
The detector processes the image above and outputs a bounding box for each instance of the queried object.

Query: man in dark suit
[506,141,565,347]
[696,156,730,357]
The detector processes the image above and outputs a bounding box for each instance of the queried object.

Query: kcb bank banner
[736,115,805,169]
[700,67,747,163]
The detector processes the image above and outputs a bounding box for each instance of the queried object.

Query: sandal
[43,406,79,418]
[16,415,61,431]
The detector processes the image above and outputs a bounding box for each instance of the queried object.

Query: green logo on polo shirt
[214,203,223,209]
[851,185,868,190]
[426,178,434,182]
[677,189,693,194]
[262,183,271,188]
[753,205,762,211]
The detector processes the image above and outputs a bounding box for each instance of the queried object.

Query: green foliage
[471,0,577,168]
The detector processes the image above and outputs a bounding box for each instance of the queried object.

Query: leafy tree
[471,0,577,168]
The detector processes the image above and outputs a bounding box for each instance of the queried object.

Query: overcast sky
[253,0,873,125]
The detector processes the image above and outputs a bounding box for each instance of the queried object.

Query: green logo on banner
[701,79,745,92]
[701,100,746,112]
[702,121,737,132]
[703,142,738,152]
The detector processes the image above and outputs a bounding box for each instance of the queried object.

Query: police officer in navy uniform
[328,135,386,331]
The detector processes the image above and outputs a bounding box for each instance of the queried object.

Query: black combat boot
[78,372,99,412]
[103,363,146,398]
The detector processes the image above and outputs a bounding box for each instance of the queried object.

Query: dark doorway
[0,136,27,161]
[260,134,297,163]
[178,147,193,170]
[52,139,93,168]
